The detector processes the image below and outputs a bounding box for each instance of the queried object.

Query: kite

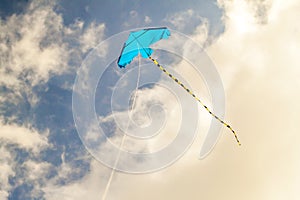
[117,27,241,145]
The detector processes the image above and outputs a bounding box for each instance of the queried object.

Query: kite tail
[149,56,241,146]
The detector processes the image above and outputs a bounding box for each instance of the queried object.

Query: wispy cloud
[0,0,105,198]
[0,123,49,153]
[0,1,67,88]
[0,147,15,199]
[0,0,105,103]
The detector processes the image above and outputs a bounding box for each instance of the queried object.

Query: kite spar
[117,27,241,145]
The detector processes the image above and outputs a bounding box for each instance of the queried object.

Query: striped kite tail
[149,56,241,146]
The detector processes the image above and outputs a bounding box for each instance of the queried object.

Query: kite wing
[117,27,170,68]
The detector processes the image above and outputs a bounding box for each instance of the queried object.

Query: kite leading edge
[117,27,241,146]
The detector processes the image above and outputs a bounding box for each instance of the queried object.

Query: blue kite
[118,27,170,68]
[117,27,240,145]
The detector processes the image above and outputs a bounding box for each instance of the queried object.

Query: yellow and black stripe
[149,56,241,146]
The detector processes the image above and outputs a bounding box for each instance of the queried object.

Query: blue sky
[58,0,224,35]
[1,0,300,199]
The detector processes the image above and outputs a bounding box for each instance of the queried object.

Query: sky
[0,0,300,199]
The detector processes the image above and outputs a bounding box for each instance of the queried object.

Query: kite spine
[149,56,241,146]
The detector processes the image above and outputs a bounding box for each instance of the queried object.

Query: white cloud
[0,147,15,199]
[164,9,207,33]
[0,128,90,199]
[165,9,195,31]
[122,10,153,28]
[209,0,300,86]
[144,16,152,24]
[23,160,52,182]
[190,19,209,47]
[42,160,110,200]
[164,9,212,47]
[98,85,183,153]
[80,22,106,53]
[0,1,68,88]
[0,0,105,106]
[122,10,140,28]
[0,123,49,153]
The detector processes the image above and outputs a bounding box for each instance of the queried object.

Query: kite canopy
[117,27,170,68]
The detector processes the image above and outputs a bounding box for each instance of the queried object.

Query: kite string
[102,50,142,200]
[148,56,241,146]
